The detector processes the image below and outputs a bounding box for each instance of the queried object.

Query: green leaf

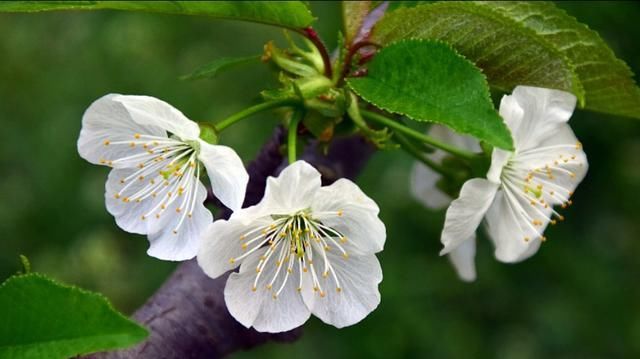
[476,1,640,119]
[0,1,315,29]
[372,2,584,104]
[0,274,148,359]
[348,40,513,150]
[372,1,640,119]
[342,1,371,44]
[180,55,261,81]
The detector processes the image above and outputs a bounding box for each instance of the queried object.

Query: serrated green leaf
[348,40,513,150]
[181,55,261,81]
[342,1,371,44]
[476,1,640,119]
[0,1,315,29]
[0,273,147,359]
[372,2,585,105]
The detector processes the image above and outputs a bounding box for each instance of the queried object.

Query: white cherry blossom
[78,94,249,261]
[413,86,588,281]
[198,161,385,332]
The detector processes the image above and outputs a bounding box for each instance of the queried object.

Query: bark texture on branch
[88,127,375,359]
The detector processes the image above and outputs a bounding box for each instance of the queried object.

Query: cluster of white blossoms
[77,85,587,331]
[78,95,385,332]
[411,86,588,281]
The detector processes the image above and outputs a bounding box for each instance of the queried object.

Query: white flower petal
[105,168,168,235]
[197,142,249,211]
[145,180,212,261]
[410,125,482,209]
[448,237,477,282]
[112,95,201,140]
[260,160,322,214]
[500,86,577,152]
[224,248,311,333]
[197,216,271,279]
[484,190,543,263]
[440,178,498,255]
[302,251,382,329]
[312,178,385,255]
[78,94,167,166]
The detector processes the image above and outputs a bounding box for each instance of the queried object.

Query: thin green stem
[360,109,476,160]
[214,99,300,133]
[288,109,304,164]
[393,132,453,177]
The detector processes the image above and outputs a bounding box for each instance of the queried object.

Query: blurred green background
[1,2,639,358]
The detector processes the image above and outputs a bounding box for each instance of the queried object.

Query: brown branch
[86,127,376,359]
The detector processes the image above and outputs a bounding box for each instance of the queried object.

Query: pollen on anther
[251,286,257,292]
[176,208,182,213]
[138,176,144,181]
[134,133,141,139]
[255,268,261,273]
[188,213,193,218]
[337,210,344,217]
[114,194,120,199]
[336,287,342,293]
[172,230,178,235]
[322,271,328,278]
[342,253,349,259]
[241,243,248,250]
[229,258,235,264]
[319,291,326,298]
[340,236,347,243]
[103,140,110,146]
[141,215,146,221]
[524,237,530,242]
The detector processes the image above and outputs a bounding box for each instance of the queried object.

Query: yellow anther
[251,286,257,292]
[319,291,326,298]
[297,287,302,292]
[324,245,330,251]
[103,140,110,146]
[100,159,107,164]
[172,230,178,235]
[558,215,565,221]
[134,133,141,139]
[550,191,555,196]
[229,258,235,264]
[138,163,144,169]
[524,237,530,242]
[139,176,144,181]
[155,214,160,219]
[176,208,181,213]
[550,219,557,225]
[120,179,125,184]
[130,142,136,148]
[188,213,193,218]
[161,204,166,210]
[114,194,120,199]
[340,236,347,243]
[342,253,349,259]
[313,286,318,292]
[322,271,328,278]
[568,200,573,206]
[336,287,342,293]
[255,267,261,273]
[541,236,547,242]
[266,284,272,289]
[122,197,130,203]
[337,210,343,217]
[152,192,157,198]
[239,234,246,240]
[303,267,308,273]
[287,268,293,274]
[241,243,248,250]
[141,215,146,220]
[135,199,141,203]
[143,144,149,149]
[272,294,278,300]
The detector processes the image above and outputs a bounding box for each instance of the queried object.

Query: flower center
[500,141,585,242]
[103,133,202,234]
[230,209,348,299]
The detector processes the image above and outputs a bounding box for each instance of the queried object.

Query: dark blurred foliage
[0,2,638,358]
